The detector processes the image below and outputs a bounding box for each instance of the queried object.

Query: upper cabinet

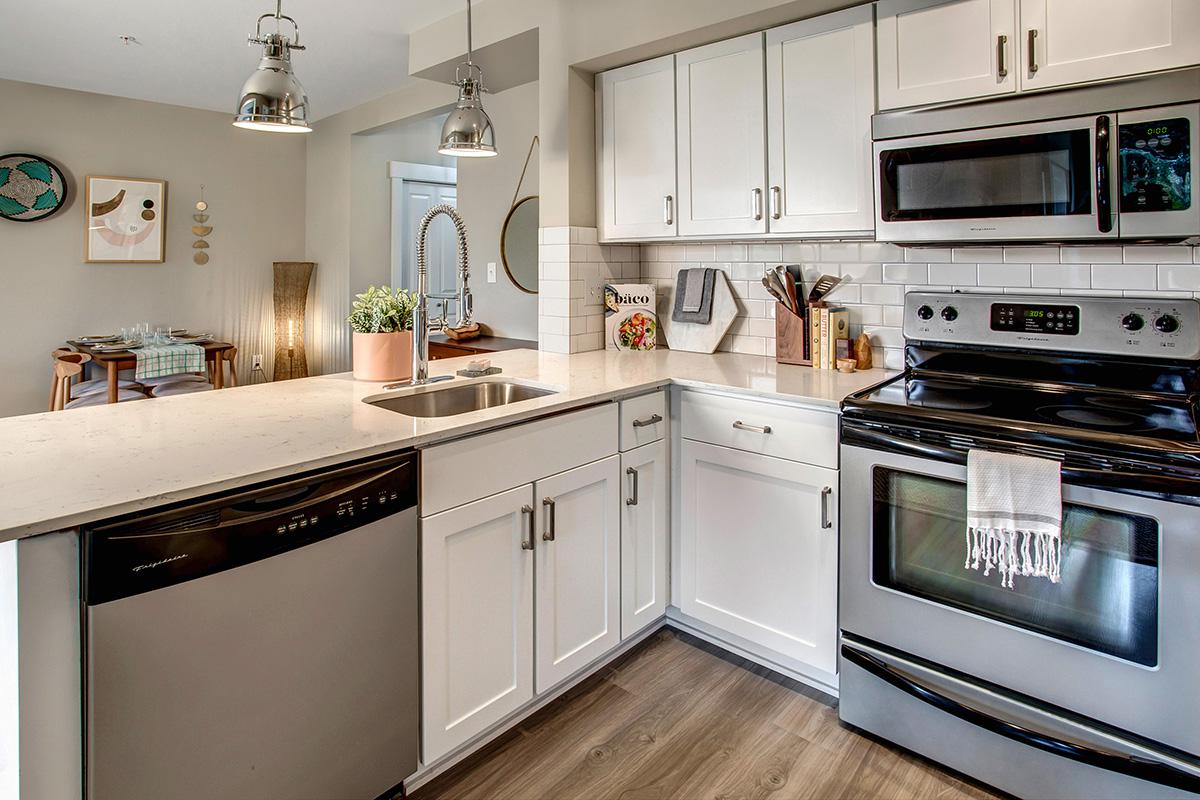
[676,34,769,237]
[766,6,876,236]
[876,0,1016,110]
[878,0,1200,110]
[1018,0,1200,92]
[597,56,678,240]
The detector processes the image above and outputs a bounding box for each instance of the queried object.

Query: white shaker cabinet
[421,485,535,763]
[676,33,768,237]
[766,6,876,236]
[678,439,839,674]
[620,440,669,639]
[1018,0,1200,92]
[876,0,1017,109]
[596,56,678,241]
[534,456,622,692]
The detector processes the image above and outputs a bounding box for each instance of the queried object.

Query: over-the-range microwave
[872,67,1199,244]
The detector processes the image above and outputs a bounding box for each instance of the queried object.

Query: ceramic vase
[352,331,413,381]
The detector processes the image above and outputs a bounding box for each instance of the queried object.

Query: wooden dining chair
[49,351,146,410]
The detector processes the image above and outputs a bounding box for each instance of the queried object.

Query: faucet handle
[459,288,474,325]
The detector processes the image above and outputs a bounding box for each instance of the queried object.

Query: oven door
[874,114,1118,243]
[840,439,1200,756]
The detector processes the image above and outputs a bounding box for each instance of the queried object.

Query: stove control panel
[904,292,1200,359]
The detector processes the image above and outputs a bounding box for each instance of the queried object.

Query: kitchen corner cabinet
[596,55,678,241]
[876,0,1016,110]
[620,440,669,639]
[766,5,876,236]
[676,33,768,237]
[534,456,622,692]
[678,438,838,675]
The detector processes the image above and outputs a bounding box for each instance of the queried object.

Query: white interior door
[766,5,876,236]
[1019,0,1200,91]
[876,0,1017,110]
[620,440,669,640]
[535,456,621,693]
[676,33,768,237]
[421,485,534,763]
[597,56,678,241]
[393,180,458,301]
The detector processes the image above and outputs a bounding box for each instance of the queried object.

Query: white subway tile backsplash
[1158,264,1200,291]
[749,243,782,262]
[848,304,883,326]
[781,243,818,261]
[928,263,978,285]
[882,262,928,284]
[1061,246,1122,263]
[906,247,953,263]
[715,243,749,261]
[1124,245,1192,263]
[659,246,687,262]
[685,244,716,262]
[977,263,1031,287]
[859,242,906,262]
[839,263,883,283]
[863,326,904,348]
[1092,263,1156,290]
[952,247,1004,263]
[861,284,903,305]
[1003,246,1060,264]
[1031,263,1090,289]
[819,242,859,262]
[883,305,905,327]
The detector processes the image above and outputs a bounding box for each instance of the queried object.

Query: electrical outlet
[251,354,263,370]
[487,261,497,283]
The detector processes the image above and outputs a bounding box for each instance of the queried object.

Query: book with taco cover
[604,283,657,351]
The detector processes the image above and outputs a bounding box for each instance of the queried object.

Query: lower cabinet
[620,440,669,639]
[678,438,839,674]
[421,485,535,763]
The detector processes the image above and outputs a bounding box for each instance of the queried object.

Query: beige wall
[0,79,306,417]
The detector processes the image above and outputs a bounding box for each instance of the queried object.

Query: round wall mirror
[500,195,538,294]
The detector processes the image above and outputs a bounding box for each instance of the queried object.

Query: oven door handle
[1095,114,1113,234]
[841,644,1200,794]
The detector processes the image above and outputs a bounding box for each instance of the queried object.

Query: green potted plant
[348,285,419,381]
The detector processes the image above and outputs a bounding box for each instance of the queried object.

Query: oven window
[872,468,1159,666]
[879,129,1093,221]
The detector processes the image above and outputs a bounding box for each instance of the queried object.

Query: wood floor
[412,628,1004,800]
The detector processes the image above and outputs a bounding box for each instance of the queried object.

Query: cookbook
[604,283,657,351]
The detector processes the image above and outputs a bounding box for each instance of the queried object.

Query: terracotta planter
[352,331,413,381]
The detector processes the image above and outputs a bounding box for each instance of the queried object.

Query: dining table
[67,339,237,403]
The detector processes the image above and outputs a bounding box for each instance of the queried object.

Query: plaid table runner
[135,344,206,380]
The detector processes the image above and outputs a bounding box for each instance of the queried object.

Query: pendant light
[233,0,311,133]
[438,0,497,157]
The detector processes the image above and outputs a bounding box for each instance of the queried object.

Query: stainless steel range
[839,292,1200,800]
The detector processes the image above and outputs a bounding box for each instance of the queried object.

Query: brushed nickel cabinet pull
[632,413,662,428]
[626,466,640,506]
[752,188,764,221]
[521,504,535,550]
[663,195,674,226]
[542,497,556,541]
[820,486,833,530]
[770,186,782,220]
[732,420,772,434]
[997,34,1008,79]
[1027,29,1038,74]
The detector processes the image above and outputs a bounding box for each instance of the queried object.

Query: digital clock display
[991,303,1079,335]
[1025,309,1045,318]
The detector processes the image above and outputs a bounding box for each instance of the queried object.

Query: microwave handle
[1095,115,1113,234]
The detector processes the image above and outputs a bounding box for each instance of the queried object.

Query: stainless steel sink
[365,381,557,418]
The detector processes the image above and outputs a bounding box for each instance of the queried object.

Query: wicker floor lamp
[273,261,315,381]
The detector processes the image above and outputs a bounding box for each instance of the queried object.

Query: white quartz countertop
[0,348,895,541]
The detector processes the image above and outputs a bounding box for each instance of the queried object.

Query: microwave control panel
[1119,116,1191,213]
[990,303,1079,335]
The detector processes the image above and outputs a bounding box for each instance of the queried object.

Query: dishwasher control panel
[83,451,418,604]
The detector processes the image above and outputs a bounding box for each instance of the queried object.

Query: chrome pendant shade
[438,0,497,157]
[233,0,311,133]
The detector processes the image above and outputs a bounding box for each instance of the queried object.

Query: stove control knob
[1121,313,1144,332]
[1154,314,1180,333]
[916,305,934,321]
[940,306,959,322]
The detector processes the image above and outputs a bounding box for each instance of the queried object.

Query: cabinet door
[421,485,535,763]
[676,33,768,237]
[1019,0,1200,92]
[766,6,876,236]
[877,0,1016,110]
[597,56,678,241]
[620,441,669,639]
[534,456,621,692]
[679,440,838,674]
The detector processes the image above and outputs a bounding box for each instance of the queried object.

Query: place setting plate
[76,334,119,344]
[89,340,143,352]
[168,333,213,344]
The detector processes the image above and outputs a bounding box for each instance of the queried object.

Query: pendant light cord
[511,135,539,208]
[466,0,473,65]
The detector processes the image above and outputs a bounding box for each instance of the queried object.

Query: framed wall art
[0,154,68,222]
[85,176,167,263]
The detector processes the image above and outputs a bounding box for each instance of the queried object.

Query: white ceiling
[0,0,462,121]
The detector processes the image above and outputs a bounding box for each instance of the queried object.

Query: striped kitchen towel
[135,344,206,380]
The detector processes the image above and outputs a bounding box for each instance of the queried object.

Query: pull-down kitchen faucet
[411,204,473,385]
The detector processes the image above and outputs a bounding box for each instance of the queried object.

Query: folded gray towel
[672,268,715,324]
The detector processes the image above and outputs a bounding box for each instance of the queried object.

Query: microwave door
[874,114,1120,243]
[1116,103,1200,241]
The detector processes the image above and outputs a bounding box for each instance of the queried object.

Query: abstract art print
[85,176,166,263]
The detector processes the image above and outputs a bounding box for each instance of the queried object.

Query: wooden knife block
[775,302,812,366]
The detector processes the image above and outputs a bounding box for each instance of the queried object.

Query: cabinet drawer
[680,391,837,468]
[619,391,666,451]
[422,404,619,515]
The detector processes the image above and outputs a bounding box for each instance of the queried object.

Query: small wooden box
[775,302,811,366]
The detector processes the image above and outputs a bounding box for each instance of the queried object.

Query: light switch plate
[487,262,497,283]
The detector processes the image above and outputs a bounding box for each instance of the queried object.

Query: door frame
[388,161,458,293]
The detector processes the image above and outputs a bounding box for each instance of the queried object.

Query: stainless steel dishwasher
[82,451,419,800]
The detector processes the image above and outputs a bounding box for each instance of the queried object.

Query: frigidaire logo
[132,554,189,572]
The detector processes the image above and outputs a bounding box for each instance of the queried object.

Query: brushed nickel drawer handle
[770,185,782,220]
[820,486,833,530]
[632,413,662,428]
[1027,29,1038,74]
[542,497,556,541]
[997,34,1008,79]
[626,466,639,506]
[663,195,674,226]
[732,420,772,434]
[752,188,764,221]
[521,504,535,550]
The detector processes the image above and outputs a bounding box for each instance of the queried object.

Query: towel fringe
[965,527,1061,589]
